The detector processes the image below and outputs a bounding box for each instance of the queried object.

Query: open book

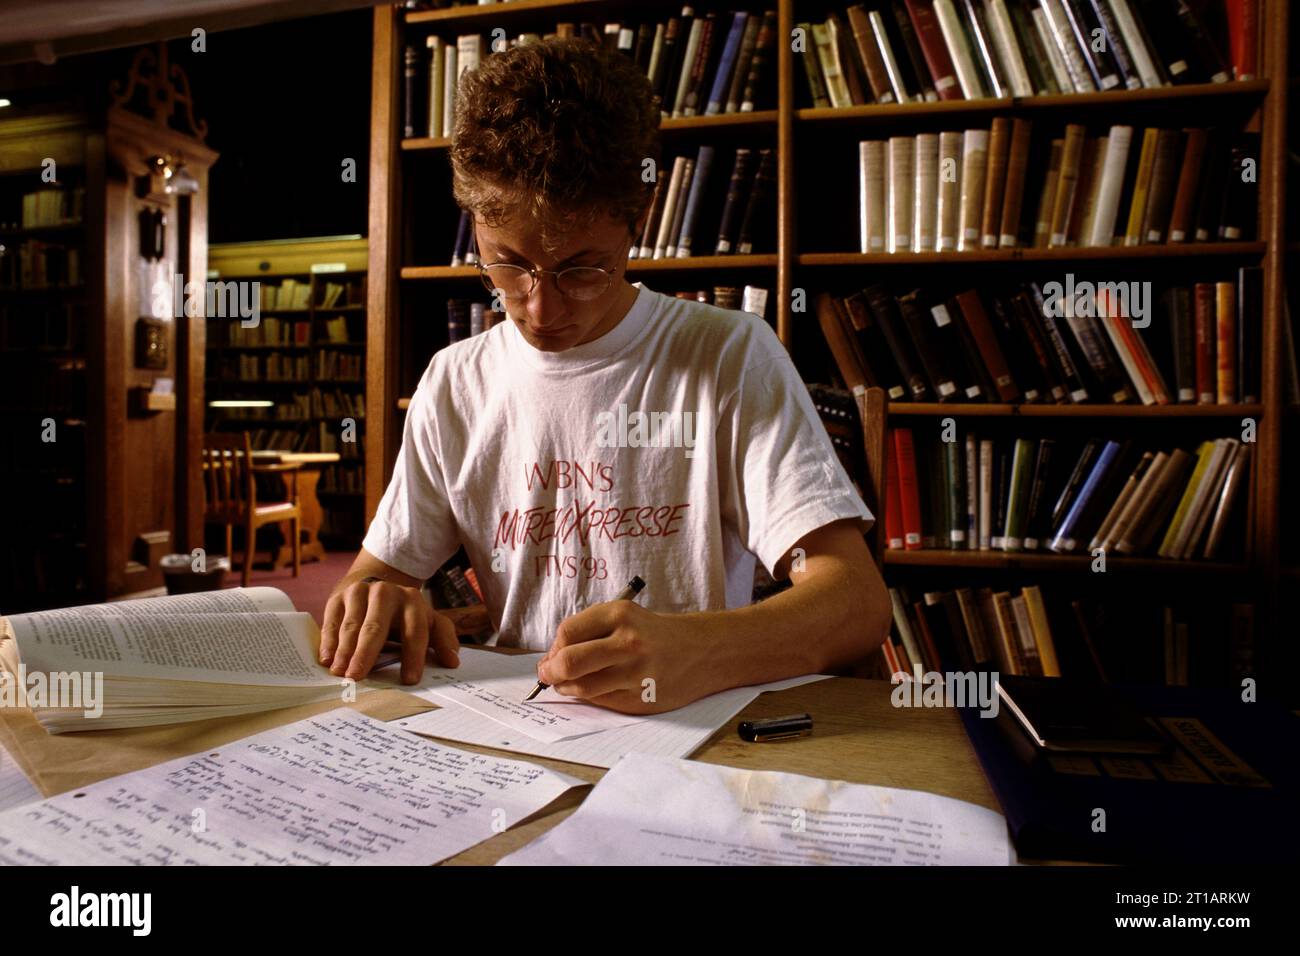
[0,587,353,733]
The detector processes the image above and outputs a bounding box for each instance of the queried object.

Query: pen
[523,575,645,702]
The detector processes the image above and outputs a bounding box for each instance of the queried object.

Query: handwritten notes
[0,709,584,866]
[498,752,1012,866]
[0,740,41,813]
[394,672,828,769]
[366,648,646,742]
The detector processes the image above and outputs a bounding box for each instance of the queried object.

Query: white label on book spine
[938,382,957,397]
[936,75,957,91]
[966,386,982,398]
[889,386,906,399]
[932,305,951,327]
[1170,60,1188,75]
[963,227,979,240]
[1100,74,1120,90]
[999,233,1017,247]
[905,533,921,545]
[1170,229,1186,241]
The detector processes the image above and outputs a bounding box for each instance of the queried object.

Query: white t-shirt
[362,282,873,650]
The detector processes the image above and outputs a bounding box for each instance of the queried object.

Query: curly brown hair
[450,38,662,255]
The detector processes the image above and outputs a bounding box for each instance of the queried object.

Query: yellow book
[1158,441,1214,557]
[1123,128,1160,246]
[992,591,1025,675]
[1021,585,1061,677]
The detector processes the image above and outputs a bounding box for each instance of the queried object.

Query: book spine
[714,148,755,254]
[955,289,1019,401]
[867,284,932,400]
[978,438,994,549]
[958,128,989,251]
[986,0,1035,96]
[895,428,925,549]
[1215,281,1237,404]
[1003,437,1035,550]
[870,10,914,102]
[675,144,715,257]
[1193,282,1217,403]
[980,117,1013,248]
[997,117,1032,248]
[740,11,778,111]
[1167,127,1208,243]
[1163,287,1197,402]
[705,12,749,115]
[1123,127,1160,246]
[913,132,940,251]
[960,0,1008,97]
[724,16,760,112]
[1087,0,1141,88]
[860,140,888,253]
[936,130,963,251]
[1032,6,1075,92]
[934,0,987,98]
[945,435,968,547]
[846,6,898,103]
[1086,125,1133,247]
[1048,123,1086,246]
[1238,266,1261,403]
[887,135,916,252]
[1105,0,1164,87]
[1060,0,1122,89]
[898,289,960,399]
[1050,439,1121,552]
[1040,0,1097,92]
[904,0,963,99]
[735,148,776,254]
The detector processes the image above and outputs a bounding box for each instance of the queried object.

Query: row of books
[215,352,311,382]
[430,563,484,609]
[882,583,1256,685]
[635,146,776,258]
[259,278,313,311]
[668,283,770,321]
[883,426,1251,559]
[315,350,363,380]
[0,240,82,289]
[16,187,85,229]
[214,388,364,422]
[210,316,360,349]
[816,271,1262,406]
[318,280,364,309]
[405,10,778,138]
[446,298,500,343]
[857,122,1257,254]
[802,0,1256,112]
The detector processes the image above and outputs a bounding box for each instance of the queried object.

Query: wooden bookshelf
[367,2,1291,671]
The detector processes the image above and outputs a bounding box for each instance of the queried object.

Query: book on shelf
[798,0,1257,108]
[858,120,1259,254]
[881,425,1252,561]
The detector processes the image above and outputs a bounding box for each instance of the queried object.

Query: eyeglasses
[477,260,616,302]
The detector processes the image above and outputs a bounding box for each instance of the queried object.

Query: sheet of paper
[0,708,585,866]
[393,673,828,769]
[366,648,646,742]
[0,739,41,813]
[498,752,1011,866]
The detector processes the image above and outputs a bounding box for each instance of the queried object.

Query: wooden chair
[201,431,300,588]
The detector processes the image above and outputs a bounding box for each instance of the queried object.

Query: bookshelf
[366,1,1290,686]
[206,237,368,548]
[0,45,218,612]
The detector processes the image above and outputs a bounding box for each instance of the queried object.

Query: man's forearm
[675,558,890,693]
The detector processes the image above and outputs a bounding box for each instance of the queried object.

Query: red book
[1215,281,1238,403]
[881,637,903,678]
[1225,0,1258,80]
[903,0,962,100]
[1193,282,1217,404]
[893,427,925,549]
[885,429,905,550]
[954,290,1020,402]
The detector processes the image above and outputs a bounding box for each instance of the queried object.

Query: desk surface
[0,662,1006,865]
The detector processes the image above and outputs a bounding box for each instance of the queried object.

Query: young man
[320,38,890,714]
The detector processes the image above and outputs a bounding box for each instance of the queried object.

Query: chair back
[201,431,255,521]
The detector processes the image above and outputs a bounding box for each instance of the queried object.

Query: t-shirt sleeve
[717,337,875,578]
[360,365,460,580]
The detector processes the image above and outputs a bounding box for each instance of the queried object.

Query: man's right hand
[319,579,460,684]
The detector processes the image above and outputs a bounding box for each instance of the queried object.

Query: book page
[0,739,41,813]
[499,752,1011,866]
[6,589,332,686]
[0,709,585,865]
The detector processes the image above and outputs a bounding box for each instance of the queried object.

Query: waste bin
[160,554,230,595]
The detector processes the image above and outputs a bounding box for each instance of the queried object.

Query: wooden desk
[251,450,341,565]
[0,661,1009,866]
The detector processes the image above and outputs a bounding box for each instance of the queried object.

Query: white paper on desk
[0,739,41,813]
[366,648,646,742]
[499,752,1011,866]
[0,709,585,866]
[393,674,829,770]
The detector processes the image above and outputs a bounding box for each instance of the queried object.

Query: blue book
[1049,440,1120,553]
[705,12,750,115]
[674,145,715,258]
